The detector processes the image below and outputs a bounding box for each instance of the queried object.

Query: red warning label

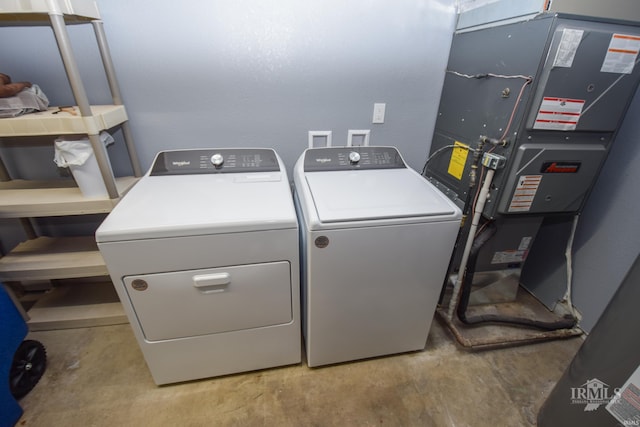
[534,97,585,131]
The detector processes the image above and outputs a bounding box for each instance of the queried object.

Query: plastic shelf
[0,176,139,218]
[0,236,107,282]
[0,0,140,330]
[26,280,127,331]
[0,0,100,23]
[0,105,128,137]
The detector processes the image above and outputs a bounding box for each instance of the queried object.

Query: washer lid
[305,168,457,223]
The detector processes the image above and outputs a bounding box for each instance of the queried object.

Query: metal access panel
[499,142,607,214]
[449,216,544,272]
[425,14,640,218]
[526,19,640,132]
[475,216,543,271]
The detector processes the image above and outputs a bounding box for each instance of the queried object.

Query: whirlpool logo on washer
[172,161,191,167]
[315,158,332,163]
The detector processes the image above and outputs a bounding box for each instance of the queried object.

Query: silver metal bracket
[482,152,507,170]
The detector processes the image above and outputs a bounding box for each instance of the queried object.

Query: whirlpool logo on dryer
[172,161,191,167]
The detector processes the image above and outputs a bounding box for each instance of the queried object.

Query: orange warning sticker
[509,175,542,212]
[601,33,640,74]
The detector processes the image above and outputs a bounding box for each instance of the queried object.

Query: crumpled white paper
[54,131,114,167]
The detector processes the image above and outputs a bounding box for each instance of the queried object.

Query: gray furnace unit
[424,12,640,347]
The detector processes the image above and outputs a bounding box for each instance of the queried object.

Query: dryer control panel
[303,147,406,171]
[150,149,280,175]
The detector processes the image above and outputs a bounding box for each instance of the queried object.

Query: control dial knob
[210,153,224,167]
[348,151,361,164]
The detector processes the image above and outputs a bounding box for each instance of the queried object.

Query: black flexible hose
[456,221,496,318]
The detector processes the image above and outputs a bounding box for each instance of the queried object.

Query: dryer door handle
[193,272,231,294]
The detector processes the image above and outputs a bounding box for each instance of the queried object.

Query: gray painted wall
[2,0,456,174]
[0,0,457,252]
[571,84,640,332]
[2,1,637,333]
[522,84,640,333]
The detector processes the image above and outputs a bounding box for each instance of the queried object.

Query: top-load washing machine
[294,146,462,367]
[96,148,300,385]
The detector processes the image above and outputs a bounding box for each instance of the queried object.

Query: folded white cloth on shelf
[0,84,49,118]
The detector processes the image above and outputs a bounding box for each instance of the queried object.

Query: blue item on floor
[0,285,29,427]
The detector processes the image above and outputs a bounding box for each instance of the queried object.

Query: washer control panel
[150,149,280,175]
[303,147,405,172]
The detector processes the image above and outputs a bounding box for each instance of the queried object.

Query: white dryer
[96,148,300,385]
[293,146,462,367]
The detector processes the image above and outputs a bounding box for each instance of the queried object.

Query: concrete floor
[17,319,583,426]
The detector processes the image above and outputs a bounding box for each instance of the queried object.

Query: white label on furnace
[534,97,585,131]
[601,33,640,74]
[553,28,584,68]
[491,250,528,264]
[509,175,542,212]
[518,236,533,251]
[606,364,640,424]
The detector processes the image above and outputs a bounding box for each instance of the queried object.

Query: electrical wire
[453,72,532,218]
[421,144,476,175]
[499,76,532,141]
[423,71,533,172]
[423,70,533,218]
[474,218,490,238]
[445,71,532,81]
[445,70,533,142]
